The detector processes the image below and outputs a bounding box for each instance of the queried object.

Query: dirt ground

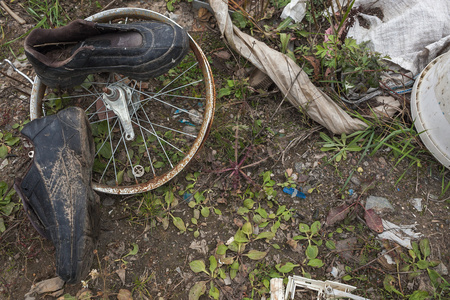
[0,0,449,299]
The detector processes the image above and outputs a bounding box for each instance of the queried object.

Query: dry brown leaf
[325,204,350,226]
[364,208,384,233]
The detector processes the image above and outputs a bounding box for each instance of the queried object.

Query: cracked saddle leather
[14,106,100,283]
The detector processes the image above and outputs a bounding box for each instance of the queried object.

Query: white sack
[209,0,366,134]
[340,0,450,75]
[281,0,307,23]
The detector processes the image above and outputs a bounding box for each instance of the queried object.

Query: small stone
[350,176,361,186]
[436,263,448,276]
[0,159,8,170]
[365,196,394,212]
[224,274,232,285]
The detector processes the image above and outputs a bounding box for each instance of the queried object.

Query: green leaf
[237,207,249,215]
[209,256,217,274]
[408,290,429,300]
[230,261,239,279]
[275,262,299,273]
[0,145,8,158]
[307,259,324,268]
[255,231,275,241]
[1,202,15,216]
[201,206,210,218]
[5,136,20,146]
[271,221,280,233]
[194,230,200,238]
[298,223,310,233]
[189,260,208,275]
[191,218,198,225]
[416,260,429,270]
[306,245,318,260]
[216,244,228,256]
[276,205,286,215]
[272,244,281,250]
[255,206,268,218]
[234,229,249,243]
[0,217,5,232]
[292,235,308,240]
[325,240,336,250]
[214,208,222,215]
[154,161,165,168]
[188,281,207,300]
[242,221,253,236]
[419,239,430,259]
[97,142,112,159]
[342,275,352,281]
[123,243,139,258]
[244,250,267,260]
[172,216,186,232]
[209,282,219,300]
[310,221,321,235]
[243,198,255,209]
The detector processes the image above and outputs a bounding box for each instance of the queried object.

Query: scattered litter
[189,109,203,125]
[210,0,367,134]
[436,262,449,276]
[343,0,450,75]
[179,119,195,126]
[365,196,394,213]
[348,189,354,196]
[281,275,370,300]
[280,0,306,23]
[270,278,284,300]
[283,187,306,199]
[409,198,423,212]
[377,219,422,249]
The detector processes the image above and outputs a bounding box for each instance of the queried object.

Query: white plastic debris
[281,0,307,23]
[284,275,370,300]
[270,278,285,300]
[335,0,450,75]
[377,219,422,249]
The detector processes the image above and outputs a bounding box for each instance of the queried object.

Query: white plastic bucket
[411,50,450,169]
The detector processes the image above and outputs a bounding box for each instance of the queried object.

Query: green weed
[0,132,21,159]
[0,181,19,232]
[26,0,69,29]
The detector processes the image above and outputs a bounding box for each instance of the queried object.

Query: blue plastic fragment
[283,187,306,199]
[180,119,195,126]
[183,192,193,202]
[349,189,354,196]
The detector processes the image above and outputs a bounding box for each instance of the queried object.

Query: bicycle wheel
[29,8,215,195]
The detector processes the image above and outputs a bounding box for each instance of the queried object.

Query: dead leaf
[326,204,350,226]
[214,50,231,60]
[189,240,208,255]
[286,239,302,253]
[364,209,384,233]
[189,281,207,300]
[233,218,244,228]
[286,168,293,177]
[198,8,212,22]
[335,237,358,262]
[117,289,132,300]
[303,55,320,80]
[116,267,126,285]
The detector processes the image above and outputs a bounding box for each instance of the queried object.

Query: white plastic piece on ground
[377,219,423,249]
[270,278,285,300]
[209,0,366,134]
[335,0,450,75]
[284,275,370,300]
[280,0,307,23]
[411,50,450,169]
